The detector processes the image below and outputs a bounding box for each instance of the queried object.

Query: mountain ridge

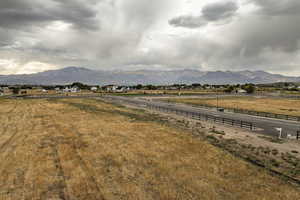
[0,67,299,85]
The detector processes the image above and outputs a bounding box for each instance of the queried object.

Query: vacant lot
[162,96,300,116]
[0,98,299,200]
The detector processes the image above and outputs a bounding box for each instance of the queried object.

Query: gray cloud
[202,1,239,21]
[168,15,206,29]
[1,0,300,76]
[0,0,100,30]
[251,0,300,16]
[169,1,238,28]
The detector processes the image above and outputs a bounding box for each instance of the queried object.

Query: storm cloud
[0,0,100,30]
[169,1,239,28]
[0,0,300,76]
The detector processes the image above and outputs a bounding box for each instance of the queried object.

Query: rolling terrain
[0,98,300,199]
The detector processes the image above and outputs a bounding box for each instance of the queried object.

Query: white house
[106,85,118,92]
[90,86,98,91]
[63,86,80,93]
[70,86,80,93]
[237,89,247,93]
[63,87,71,93]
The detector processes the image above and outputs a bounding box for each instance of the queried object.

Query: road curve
[104,95,300,138]
[17,94,300,138]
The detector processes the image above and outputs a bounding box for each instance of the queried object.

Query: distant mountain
[0,67,299,85]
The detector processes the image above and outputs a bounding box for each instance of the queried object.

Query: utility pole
[216,87,219,110]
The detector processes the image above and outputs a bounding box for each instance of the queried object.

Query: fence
[176,102,300,122]
[104,96,255,131]
[233,109,300,122]
[148,104,255,130]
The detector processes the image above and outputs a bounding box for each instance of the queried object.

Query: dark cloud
[0,0,99,30]
[168,15,206,28]
[1,0,300,75]
[251,0,300,16]
[202,1,239,21]
[169,1,238,28]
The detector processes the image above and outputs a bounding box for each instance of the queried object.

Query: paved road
[103,95,300,138]
[18,94,300,138]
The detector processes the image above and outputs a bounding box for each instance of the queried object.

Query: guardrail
[104,96,255,131]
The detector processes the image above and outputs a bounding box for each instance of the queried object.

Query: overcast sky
[0,0,300,75]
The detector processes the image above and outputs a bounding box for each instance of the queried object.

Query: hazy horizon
[1,66,299,78]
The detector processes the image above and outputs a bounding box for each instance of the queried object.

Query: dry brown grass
[0,98,299,199]
[164,96,300,116]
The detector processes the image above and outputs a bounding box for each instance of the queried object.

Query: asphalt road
[103,95,300,138]
[18,94,300,138]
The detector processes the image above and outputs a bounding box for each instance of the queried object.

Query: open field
[161,96,300,117]
[0,98,300,199]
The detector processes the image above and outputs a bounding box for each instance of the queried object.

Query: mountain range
[0,67,299,85]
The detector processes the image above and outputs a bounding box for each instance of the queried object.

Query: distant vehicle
[217,108,225,112]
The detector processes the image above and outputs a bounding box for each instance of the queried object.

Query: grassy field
[0,98,300,199]
[162,96,300,116]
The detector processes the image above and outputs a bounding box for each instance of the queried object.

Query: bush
[12,88,20,94]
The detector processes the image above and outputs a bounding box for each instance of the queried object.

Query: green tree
[224,86,234,93]
[136,84,143,90]
[71,82,89,90]
[12,88,20,94]
[244,85,255,94]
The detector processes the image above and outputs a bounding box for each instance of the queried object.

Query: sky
[0,0,300,76]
